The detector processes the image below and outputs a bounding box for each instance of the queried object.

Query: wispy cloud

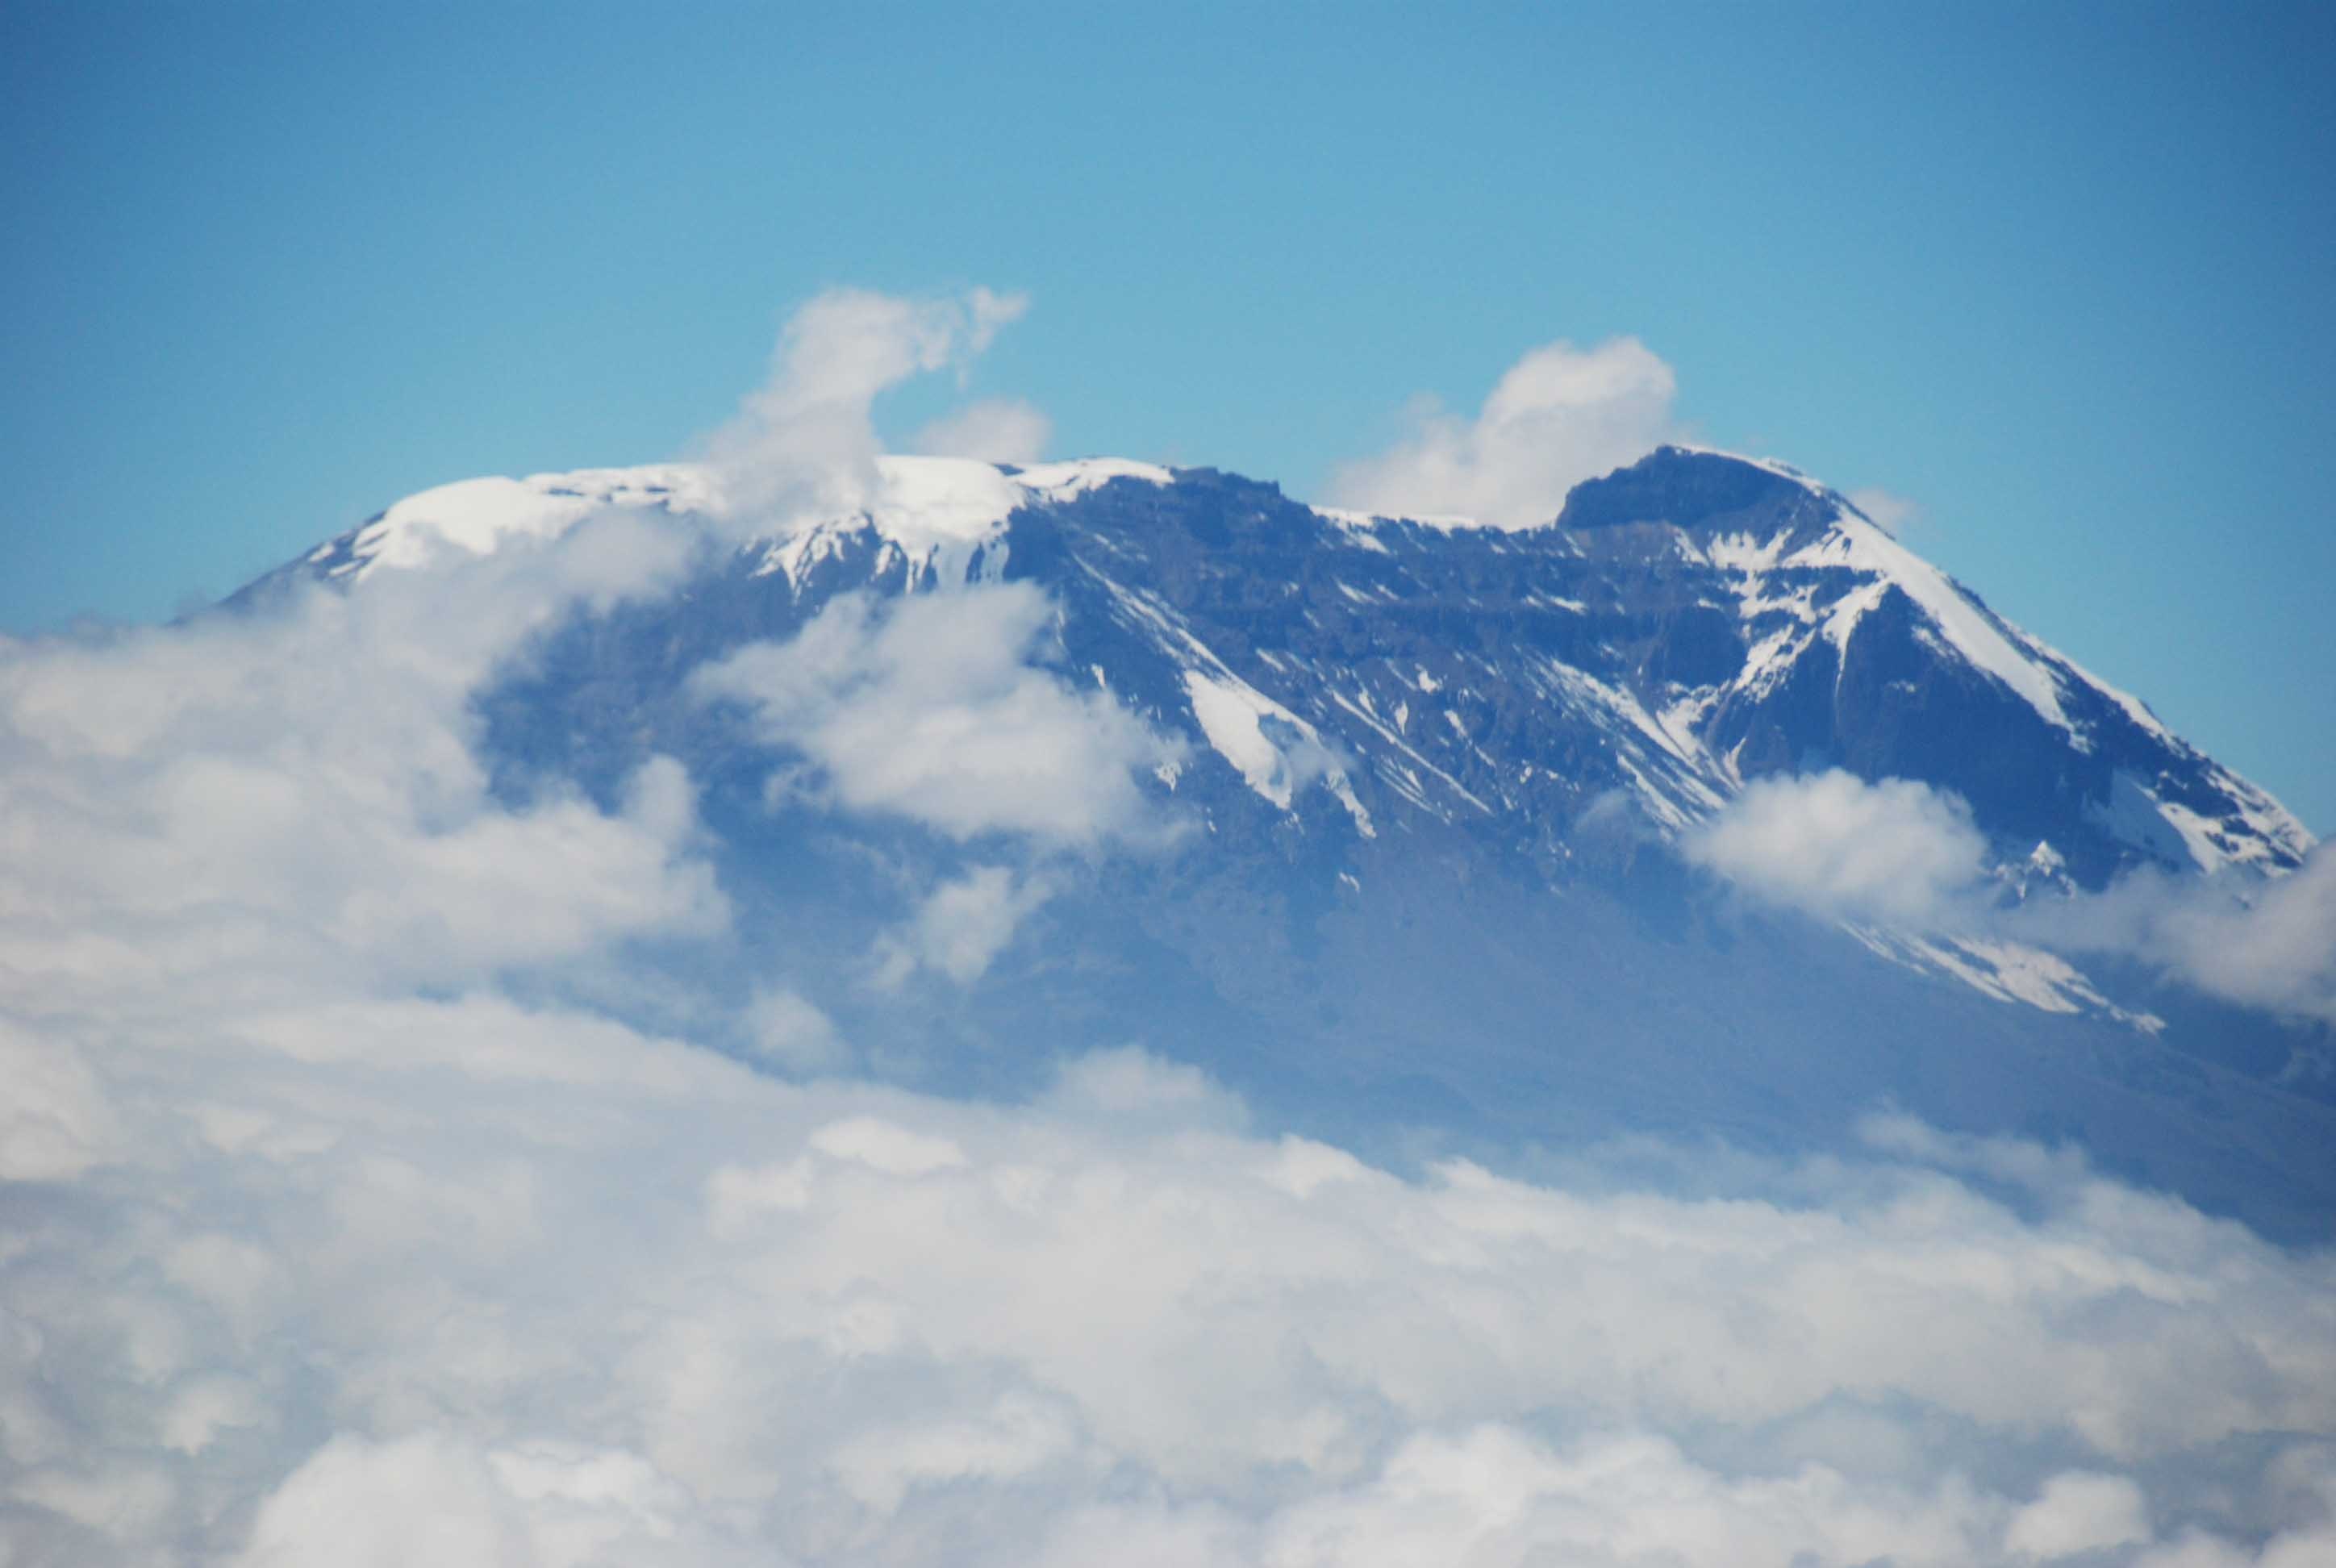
[1847,486,1925,536]
[911,397,1053,465]
[870,863,1053,988]
[700,285,1029,531]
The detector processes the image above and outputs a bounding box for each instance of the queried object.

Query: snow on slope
[1182,667,1376,836]
[333,466,715,573]
[1792,503,2073,732]
[1012,457,1174,498]
[339,456,1171,586]
[1656,448,2079,735]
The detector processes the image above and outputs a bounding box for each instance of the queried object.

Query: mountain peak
[1554,444,1832,533]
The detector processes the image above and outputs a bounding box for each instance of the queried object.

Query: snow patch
[348,457,1173,586]
[1310,504,1483,532]
[1009,457,1174,499]
[1312,508,1395,553]
[1906,936,2163,1034]
[346,465,711,574]
[1181,669,1374,837]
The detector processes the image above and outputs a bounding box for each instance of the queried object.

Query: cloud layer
[10,978,2336,1565]
[1327,336,1679,528]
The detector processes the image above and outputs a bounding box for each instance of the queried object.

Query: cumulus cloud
[690,582,1183,848]
[702,286,1028,532]
[1326,336,1679,528]
[1685,768,1990,927]
[911,397,1053,465]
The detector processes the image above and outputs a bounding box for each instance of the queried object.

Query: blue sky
[3,2,2330,829]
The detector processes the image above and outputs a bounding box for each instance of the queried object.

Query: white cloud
[1684,769,1989,927]
[1685,774,2335,1026]
[828,1389,1079,1515]
[1039,1044,1249,1134]
[701,286,1029,532]
[234,1432,749,1568]
[11,981,2336,1563]
[1848,486,1925,536]
[1327,336,1679,528]
[911,397,1053,465]
[2005,1472,2152,1559]
[0,526,724,1014]
[872,864,1053,988]
[0,1023,120,1180]
[744,986,850,1075]
[0,580,2318,1558]
[690,583,1183,849]
[2017,848,2336,1027]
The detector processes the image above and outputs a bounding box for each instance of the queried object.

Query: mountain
[239,445,2334,1236]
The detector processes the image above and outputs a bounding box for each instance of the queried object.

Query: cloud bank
[1327,336,1680,528]
[10,978,2336,1564]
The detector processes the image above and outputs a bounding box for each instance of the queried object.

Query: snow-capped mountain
[237,444,2333,1236]
[273,443,2309,886]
